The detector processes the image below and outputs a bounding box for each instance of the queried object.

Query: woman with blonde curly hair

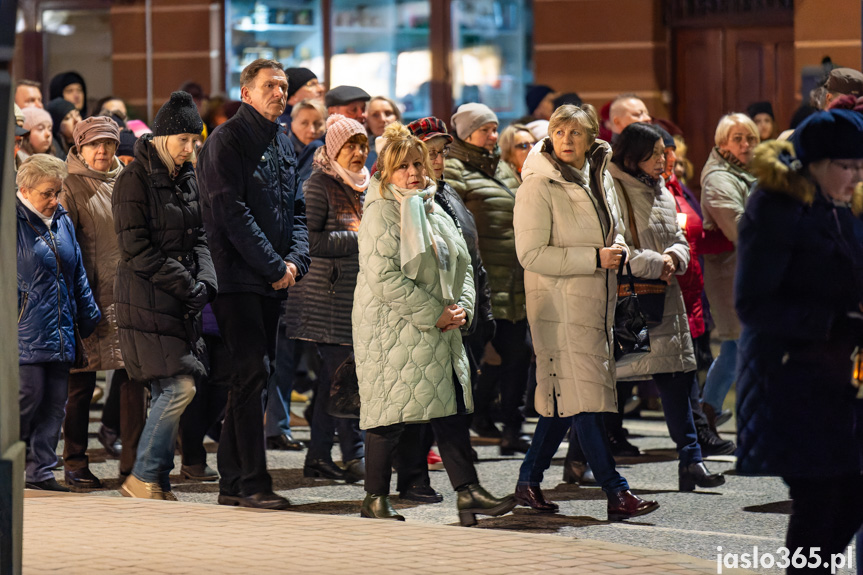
[353,122,515,525]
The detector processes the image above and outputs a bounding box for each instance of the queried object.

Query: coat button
[187,229,193,235]
[177,255,183,261]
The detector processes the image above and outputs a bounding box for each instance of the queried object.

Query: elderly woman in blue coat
[736,109,863,571]
[17,154,100,492]
[353,122,515,526]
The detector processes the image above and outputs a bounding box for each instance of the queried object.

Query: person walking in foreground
[512,104,658,520]
[197,59,310,510]
[17,153,101,492]
[353,122,515,526]
[114,91,217,500]
[736,109,863,574]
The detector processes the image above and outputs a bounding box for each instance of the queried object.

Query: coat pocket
[18,292,29,325]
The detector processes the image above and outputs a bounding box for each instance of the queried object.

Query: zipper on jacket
[47,228,65,357]
[18,292,29,324]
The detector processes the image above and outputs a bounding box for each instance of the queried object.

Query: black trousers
[365,374,477,495]
[64,369,146,475]
[212,293,281,496]
[784,475,863,574]
[393,423,436,493]
[179,335,230,466]
[474,319,531,434]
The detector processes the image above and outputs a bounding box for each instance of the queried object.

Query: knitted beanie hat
[286,68,317,100]
[45,97,76,132]
[451,102,498,141]
[746,101,774,120]
[325,114,367,161]
[153,91,203,137]
[73,116,121,149]
[22,106,52,132]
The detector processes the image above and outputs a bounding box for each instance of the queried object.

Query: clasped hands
[272,261,299,290]
[436,304,467,332]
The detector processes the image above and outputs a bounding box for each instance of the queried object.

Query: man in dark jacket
[197,58,310,510]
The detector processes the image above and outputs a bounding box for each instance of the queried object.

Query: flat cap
[325,85,371,108]
[825,67,863,96]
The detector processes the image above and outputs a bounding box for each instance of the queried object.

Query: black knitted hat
[153,91,203,137]
[286,68,317,99]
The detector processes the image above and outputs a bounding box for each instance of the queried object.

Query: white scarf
[387,177,460,301]
[17,190,54,228]
[330,158,371,192]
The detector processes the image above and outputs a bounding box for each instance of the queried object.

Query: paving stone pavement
[23,490,755,575]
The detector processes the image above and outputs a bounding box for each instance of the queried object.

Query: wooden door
[673,26,794,193]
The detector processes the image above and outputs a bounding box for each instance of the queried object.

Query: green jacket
[444,137,526,322]
[352,174,475,430]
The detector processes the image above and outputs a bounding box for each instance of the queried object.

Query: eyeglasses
[513,142,534,150]
[428,147,450,160]
[730,134,759,145]
[33,190,61,200]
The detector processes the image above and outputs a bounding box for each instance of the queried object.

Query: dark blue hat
[792,109,863,165]
[526,85,554,115]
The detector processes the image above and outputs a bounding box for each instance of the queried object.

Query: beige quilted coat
[700,148,756,340]
[514,140,624,417]
[608,163,696,380]
[61,149,125,372]
[352,175,475,430]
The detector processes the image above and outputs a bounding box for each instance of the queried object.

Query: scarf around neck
[17,190,54,228]
[387,177,460,301]
[314,146,371,192]
[717,146,750,173]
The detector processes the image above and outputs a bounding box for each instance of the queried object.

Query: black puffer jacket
[434,180,493,334]
[113,135,217,382]
[285,166,363,345]
[197,103,310,297]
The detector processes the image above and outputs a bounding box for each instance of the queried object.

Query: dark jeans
[365,375,476,495]
[518,413,628,495]
[475,318,531,434]
[179,335,229,467]
[784,475,863,574]
[20,362,70,482]
[64,369,145,474]
[306,343,363,463]
[653,371,702,466]
[212,292,281,496]
[264,313,294,438]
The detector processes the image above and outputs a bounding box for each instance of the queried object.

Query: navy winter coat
[735,141,863,478]
[113,135,218,382]
[197,103,310,297]
[17,199,101,365]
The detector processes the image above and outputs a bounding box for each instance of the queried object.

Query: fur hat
[153,91,203,137]
[792,109,863,165]
[451,103,498,141]
[324,114,367,161]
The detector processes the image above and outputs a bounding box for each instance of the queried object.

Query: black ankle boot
[695,419,736,456]
[679,462,726,491]
[361,494,405,521]
[456,484,517,526]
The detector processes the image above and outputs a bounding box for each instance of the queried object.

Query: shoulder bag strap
[617,179,641,251]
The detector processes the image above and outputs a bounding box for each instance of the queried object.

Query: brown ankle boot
[606,489,659,521]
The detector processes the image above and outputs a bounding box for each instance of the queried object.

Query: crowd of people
[13,59,863,566]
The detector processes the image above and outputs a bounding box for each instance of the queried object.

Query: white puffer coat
[608,163,696,379]
[514,139,624,417]
[352,175,475,430]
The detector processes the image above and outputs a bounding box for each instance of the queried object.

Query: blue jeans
[306,343,364,462]
[654,371,703,466]
[264,318,294,438]
[132,375,196,488]
[20,362,70,482]
[701,339,738,411]
[517,413,628,495]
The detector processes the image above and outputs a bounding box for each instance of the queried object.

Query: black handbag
[327,352,360,419]
[617,180,667,326]
[614,260,651,361]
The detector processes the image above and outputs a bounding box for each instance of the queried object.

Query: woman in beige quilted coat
[59,116,146,490]
[512,104,658,521]
[353,122,515,526]
[609,122,725,492]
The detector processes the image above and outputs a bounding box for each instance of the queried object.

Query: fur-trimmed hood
[751,139,863,215]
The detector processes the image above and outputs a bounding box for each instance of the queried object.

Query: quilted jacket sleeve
[361,201,444,331]
[614,179,664,279]
[702,170,746,244]
[305,175,358,258]
[458,249,476,328]
[113,168,198,301]
[285,168,311,280]
[514,179,596,276]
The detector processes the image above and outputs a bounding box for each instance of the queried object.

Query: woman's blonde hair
[673,135,694,182]
[715,113,759,147]
[291,98,326,121]
[548,104,600,145]
[499,124,534,164]
[378,122,435,187]
[16,153,68,190]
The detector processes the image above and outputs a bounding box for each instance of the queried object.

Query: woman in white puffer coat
[512,104,658,521]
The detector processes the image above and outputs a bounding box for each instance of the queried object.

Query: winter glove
[187,282,208,313]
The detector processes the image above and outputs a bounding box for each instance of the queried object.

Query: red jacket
[666,175,705,338]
